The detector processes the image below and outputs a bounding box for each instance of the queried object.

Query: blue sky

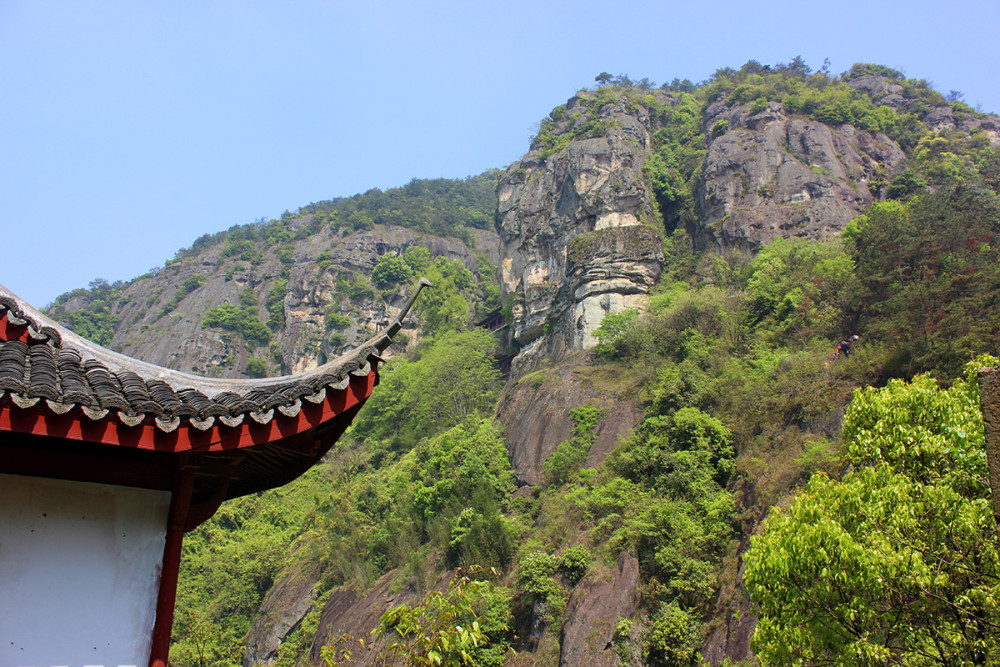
[2,0,998,307]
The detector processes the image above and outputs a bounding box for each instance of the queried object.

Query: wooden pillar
[149,461,196,667]
[977,367,1000,553]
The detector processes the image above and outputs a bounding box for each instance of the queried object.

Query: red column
[149,461,196,667]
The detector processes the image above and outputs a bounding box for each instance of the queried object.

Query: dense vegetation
[166,177,1000,664]
[746,358,1000,664]
[46,278,127,345]
[171,330,512,663]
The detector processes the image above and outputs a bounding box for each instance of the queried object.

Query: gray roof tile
[0,279,428,432]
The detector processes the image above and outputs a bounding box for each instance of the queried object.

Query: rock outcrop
[308,572,450,666]
[558,552,640,667]
[846,74,1000,140]
[496,93,665,376]
[695,100,907,248]
[244,559,322,666]
[497,355,642,485]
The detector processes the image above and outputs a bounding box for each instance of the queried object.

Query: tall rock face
[496,93,665,376]
[694,100,907,249]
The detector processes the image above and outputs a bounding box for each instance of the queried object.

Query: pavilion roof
[0,280,428,503]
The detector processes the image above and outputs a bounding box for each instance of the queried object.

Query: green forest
[46,59,1000,665]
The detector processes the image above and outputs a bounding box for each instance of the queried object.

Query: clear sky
[2,0,997,307]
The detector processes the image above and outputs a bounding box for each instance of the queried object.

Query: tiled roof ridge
[0,279,430,432]
[0,292,63,346]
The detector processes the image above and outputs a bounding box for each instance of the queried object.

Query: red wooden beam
[149,460,196,667]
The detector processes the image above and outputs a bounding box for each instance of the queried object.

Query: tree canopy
[745,358,1000,665]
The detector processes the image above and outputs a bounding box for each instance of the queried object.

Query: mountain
[45,59,1000,665]
[47,174,502,376]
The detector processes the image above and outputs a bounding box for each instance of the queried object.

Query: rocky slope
[115,223,496,374]
[48,176,501,379]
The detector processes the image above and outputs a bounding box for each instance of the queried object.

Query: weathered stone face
[102,224,499,377]
[695,101,907,249]
[496,94,665,370]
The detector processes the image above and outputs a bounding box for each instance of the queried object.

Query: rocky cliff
[496,92,665,375]
[119,224,497,375]
[49,175,501,379]
[696,101,906,248]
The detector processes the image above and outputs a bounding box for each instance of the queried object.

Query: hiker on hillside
[834,334,859,360]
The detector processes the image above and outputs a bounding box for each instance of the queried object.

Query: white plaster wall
[0,473,170,667]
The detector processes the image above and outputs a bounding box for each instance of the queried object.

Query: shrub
[325,312,351,331]
[643,602,700,666]
[245,356,267,378]
[543,405,603,486]
[265,280,287,331]
[593,309,641,360]
[748,97,768,115]
[202,303,271,346]
[372,254,415,289]
[558,545,591,584]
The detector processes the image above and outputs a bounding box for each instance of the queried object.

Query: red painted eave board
[0,371,377,453]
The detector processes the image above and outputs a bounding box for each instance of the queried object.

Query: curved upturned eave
[0,278,430,399]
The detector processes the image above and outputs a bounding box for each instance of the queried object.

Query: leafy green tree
[593,309,640,360]
[410,418,515,523]
[350,329,503,449]
[372,253,415,289]
[643,602,700,666]
[373,574,510,667]
[245,356,267,378]
[886,168,927,200]
[843,365,993,496]
[202,302,271,346]
[745,359,1000,665]
[47,278,126,345]
[744,237,856,341]
[543,405,603,486]
[414,258,476,334]
[404,246,432,272]
[265,279,287,331]
[517,552,567,624]
[848,184,1000,377]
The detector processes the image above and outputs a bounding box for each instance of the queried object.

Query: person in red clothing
[834,334,860,360]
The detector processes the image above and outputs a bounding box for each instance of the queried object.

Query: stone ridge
[0,281,426,432]
[94,224,497,378]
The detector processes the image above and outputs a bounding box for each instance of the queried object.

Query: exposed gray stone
[559,552,640,667]
[244,562,321,667]
[496,93,664,375]
[694,109,906,249]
